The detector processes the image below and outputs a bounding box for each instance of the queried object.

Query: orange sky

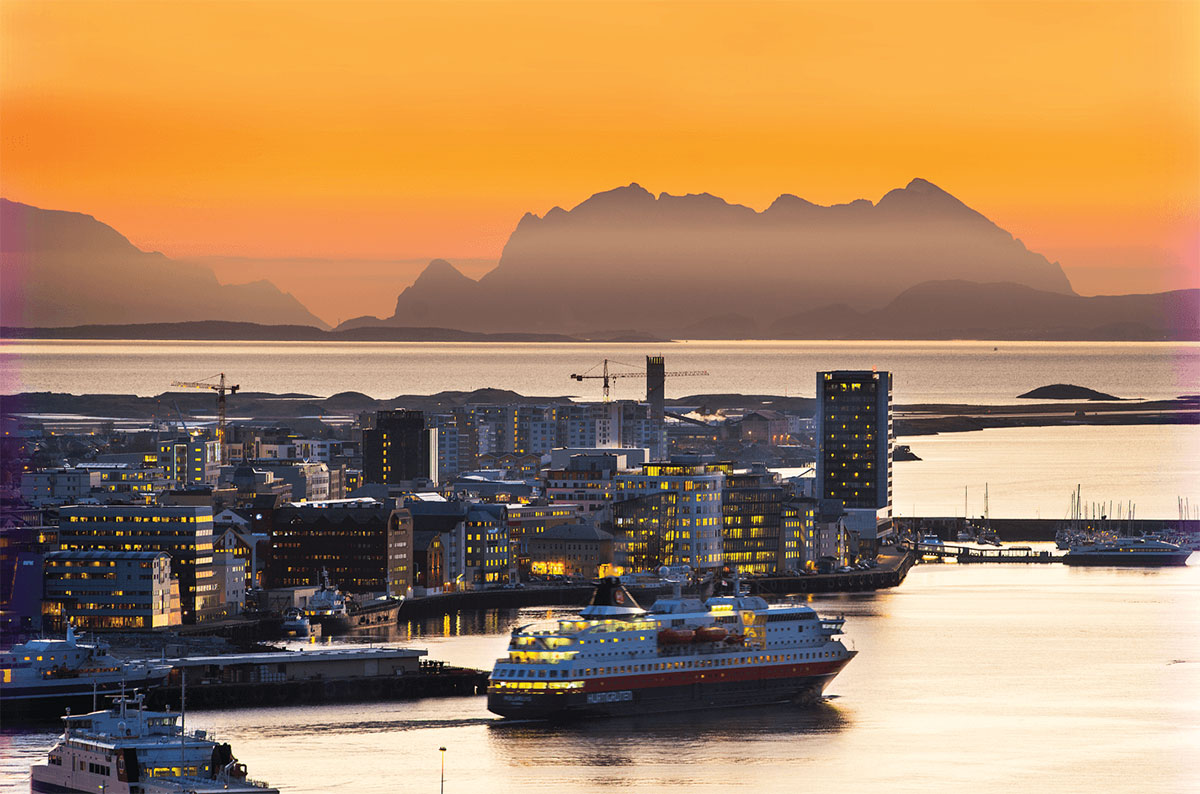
[2,0,1197,323]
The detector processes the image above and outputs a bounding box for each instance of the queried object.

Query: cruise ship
[487,577,855,720]
[1,626,170,718]
[30,694,279,793]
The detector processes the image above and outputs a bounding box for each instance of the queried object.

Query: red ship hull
[487,655,854,720]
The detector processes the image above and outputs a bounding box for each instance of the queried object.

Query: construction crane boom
[170,372,240,456]
[570,358,707,401]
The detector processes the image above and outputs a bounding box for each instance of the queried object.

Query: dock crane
[569,358,707,401]
[170,373,240,452]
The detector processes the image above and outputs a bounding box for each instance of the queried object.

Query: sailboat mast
[181,667,186,772]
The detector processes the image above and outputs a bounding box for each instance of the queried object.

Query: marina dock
[906,540,1062,563]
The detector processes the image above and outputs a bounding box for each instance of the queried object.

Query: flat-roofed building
[526,523,614,579]
[158,437,222,486]
[815,370,894,546]
[19,469,100,507]
[464,505,511,585]
[268,500,413,596]
[42,550,177,630]
[75,463,170,500]
[613,458,730,573]
[212,550,246,617]
[363,410,430,485]
[544,453,630,517]
[721,469,785,575]
[57,505,220,623]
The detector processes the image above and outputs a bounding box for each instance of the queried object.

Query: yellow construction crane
[570,358,707,401]
[170,373,240,451]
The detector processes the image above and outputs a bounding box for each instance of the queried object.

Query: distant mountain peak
[1,198,327,328]
[876,177,983,221]
[414,258,473,286]
[568,183,656,215]
[1,197,143,255]
[903,177,947,193]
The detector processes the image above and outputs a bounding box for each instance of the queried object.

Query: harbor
[5,560,1196,794]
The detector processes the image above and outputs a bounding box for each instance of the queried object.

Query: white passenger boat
[1063,537,1192,566]
[1,626,170,719]
[30,694,280,793]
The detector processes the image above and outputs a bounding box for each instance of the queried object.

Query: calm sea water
[4,562,1198,793]
[2,339,1197,404]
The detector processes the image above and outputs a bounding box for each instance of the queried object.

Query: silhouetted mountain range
[343,179,1102,336]
[768,281,1198,340]
[5,186,1195,341]
[0,199,327,328]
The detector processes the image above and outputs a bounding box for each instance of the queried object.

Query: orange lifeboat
[694,625,728,643]
[658,628,696,645]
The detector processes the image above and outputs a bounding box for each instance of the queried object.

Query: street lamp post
[438,746,447,794]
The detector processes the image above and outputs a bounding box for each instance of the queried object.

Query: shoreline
[3,390,1196,436]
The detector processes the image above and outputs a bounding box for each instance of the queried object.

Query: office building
[815,370,894,545]
[527,523,614,579]
[268,500,413,596]
[613,459,730,573]
[76,463,171,500]
[721,469,786,574]
[815,370,892,509]
[363,410,431,484]
[19,469,100,506]
[42,550,177,630]
[159,437,222,486]
[57,505,220,623]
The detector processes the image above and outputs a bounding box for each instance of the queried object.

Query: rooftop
[46,549,169,560]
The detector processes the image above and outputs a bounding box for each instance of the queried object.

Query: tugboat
[0,626,170,719]
[30,693,280,793]
[302,569,402,635]
[487,576,855,720]
[279,607,311,637]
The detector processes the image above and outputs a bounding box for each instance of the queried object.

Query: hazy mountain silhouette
[769,281,1199,340]
[1,199,327,329]
[348,179,1080,335]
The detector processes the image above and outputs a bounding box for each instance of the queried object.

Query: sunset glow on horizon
[2,0,1196,323]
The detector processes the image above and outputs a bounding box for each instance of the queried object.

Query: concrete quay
[147,662,488,711]
[745,549,916,596]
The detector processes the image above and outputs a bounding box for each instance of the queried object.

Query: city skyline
[2,0,1197,323]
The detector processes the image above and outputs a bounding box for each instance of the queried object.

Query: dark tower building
[363,410,429,484]
[646,355,666,460]
[815,370,893,511]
